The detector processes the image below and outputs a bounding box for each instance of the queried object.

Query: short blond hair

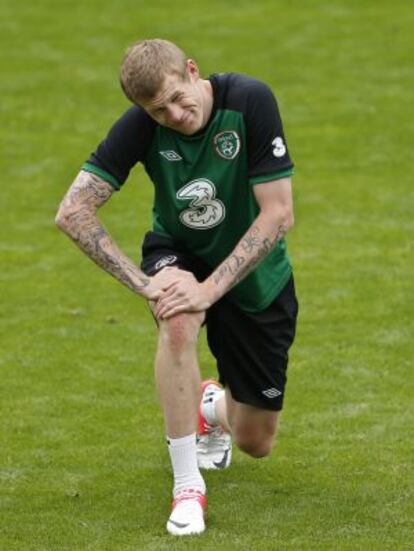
[120,39,188,104]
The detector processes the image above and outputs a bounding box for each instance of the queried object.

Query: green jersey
[83,73,294,312]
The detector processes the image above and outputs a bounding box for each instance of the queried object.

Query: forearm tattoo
[57,171,150,293]
[212,223,287,288]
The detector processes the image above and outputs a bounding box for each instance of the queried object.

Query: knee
[233,426,277,458]
[159,312,204,356]
[235,437,274,458]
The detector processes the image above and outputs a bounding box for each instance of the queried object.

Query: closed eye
[150,92,184,117]
[171,92,184,102]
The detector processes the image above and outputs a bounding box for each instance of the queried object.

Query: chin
[189,117,206,134]
[182,125,199,135]
[177,120,200,135]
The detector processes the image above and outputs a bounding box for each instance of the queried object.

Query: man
[56,38,298,536]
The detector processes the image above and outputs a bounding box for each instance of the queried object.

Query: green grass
[1,0,413,549]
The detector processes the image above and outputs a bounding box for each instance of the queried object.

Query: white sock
[167,433,205,497]
[201,389,224,426]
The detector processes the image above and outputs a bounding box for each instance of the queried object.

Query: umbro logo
[155,255,178,270]
[159,150,182,161]
[262,387,282,399]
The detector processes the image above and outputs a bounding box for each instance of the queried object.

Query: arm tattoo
[241,226,261,253]
[57,171,150,293]
[212,223,288,289]
[212,253,245,285]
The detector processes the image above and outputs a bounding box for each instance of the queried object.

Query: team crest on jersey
[213,131,241,160]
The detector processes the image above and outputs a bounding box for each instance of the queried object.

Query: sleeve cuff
[81,162,121,190]
[249,168,294,185]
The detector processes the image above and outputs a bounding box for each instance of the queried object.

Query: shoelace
[197,429,230,452]
[197,428,221,446]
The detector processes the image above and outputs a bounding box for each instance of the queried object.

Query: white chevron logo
[262,387,282,399]
[159,150,182,161]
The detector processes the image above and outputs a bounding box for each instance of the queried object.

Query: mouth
[179,113,191,126]
[171,114,194,133]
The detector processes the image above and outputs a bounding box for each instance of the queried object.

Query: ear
[186,59,199,81]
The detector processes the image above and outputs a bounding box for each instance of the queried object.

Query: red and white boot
[197,380,232,470]
[167,488,207,536]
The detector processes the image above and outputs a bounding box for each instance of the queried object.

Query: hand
[154,275,216,319]
[140,267,188,302]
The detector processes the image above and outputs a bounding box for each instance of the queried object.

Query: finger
[157,300,181,319]
[156,291,179,313]
[161,281,181,294]
[160,286,188,306]
[160,303,189,319]
[155,287,183,311]
[157,298,187,319]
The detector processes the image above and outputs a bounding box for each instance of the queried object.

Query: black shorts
[141,232,298,411]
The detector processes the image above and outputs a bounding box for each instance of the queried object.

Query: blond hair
[120,39,188,104]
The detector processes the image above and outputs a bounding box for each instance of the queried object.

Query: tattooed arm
[55,170,166,301]
[155,177,294,319]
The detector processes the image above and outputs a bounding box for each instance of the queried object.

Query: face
[139,61,211,135]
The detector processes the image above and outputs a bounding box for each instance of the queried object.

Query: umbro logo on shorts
[155,255,178,270]
[262,387,282,399]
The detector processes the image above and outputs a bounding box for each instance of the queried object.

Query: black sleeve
[244,80,294,182]
[83,106,156,190]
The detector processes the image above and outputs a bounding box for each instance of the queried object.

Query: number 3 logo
[177,179,226,230]
[272,136,286,158]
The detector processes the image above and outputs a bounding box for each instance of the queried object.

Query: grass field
[1,0,413,549]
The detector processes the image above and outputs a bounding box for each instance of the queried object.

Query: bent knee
[233,424,277,457]
[232,421,278,458]
[236,437,275,458]
[158,312,204,353]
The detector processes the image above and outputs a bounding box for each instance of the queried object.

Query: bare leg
[217,386,280,458]
[148,272,208,534]
[154,311,205,438]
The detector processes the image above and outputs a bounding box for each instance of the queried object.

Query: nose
[166,104,184,124]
